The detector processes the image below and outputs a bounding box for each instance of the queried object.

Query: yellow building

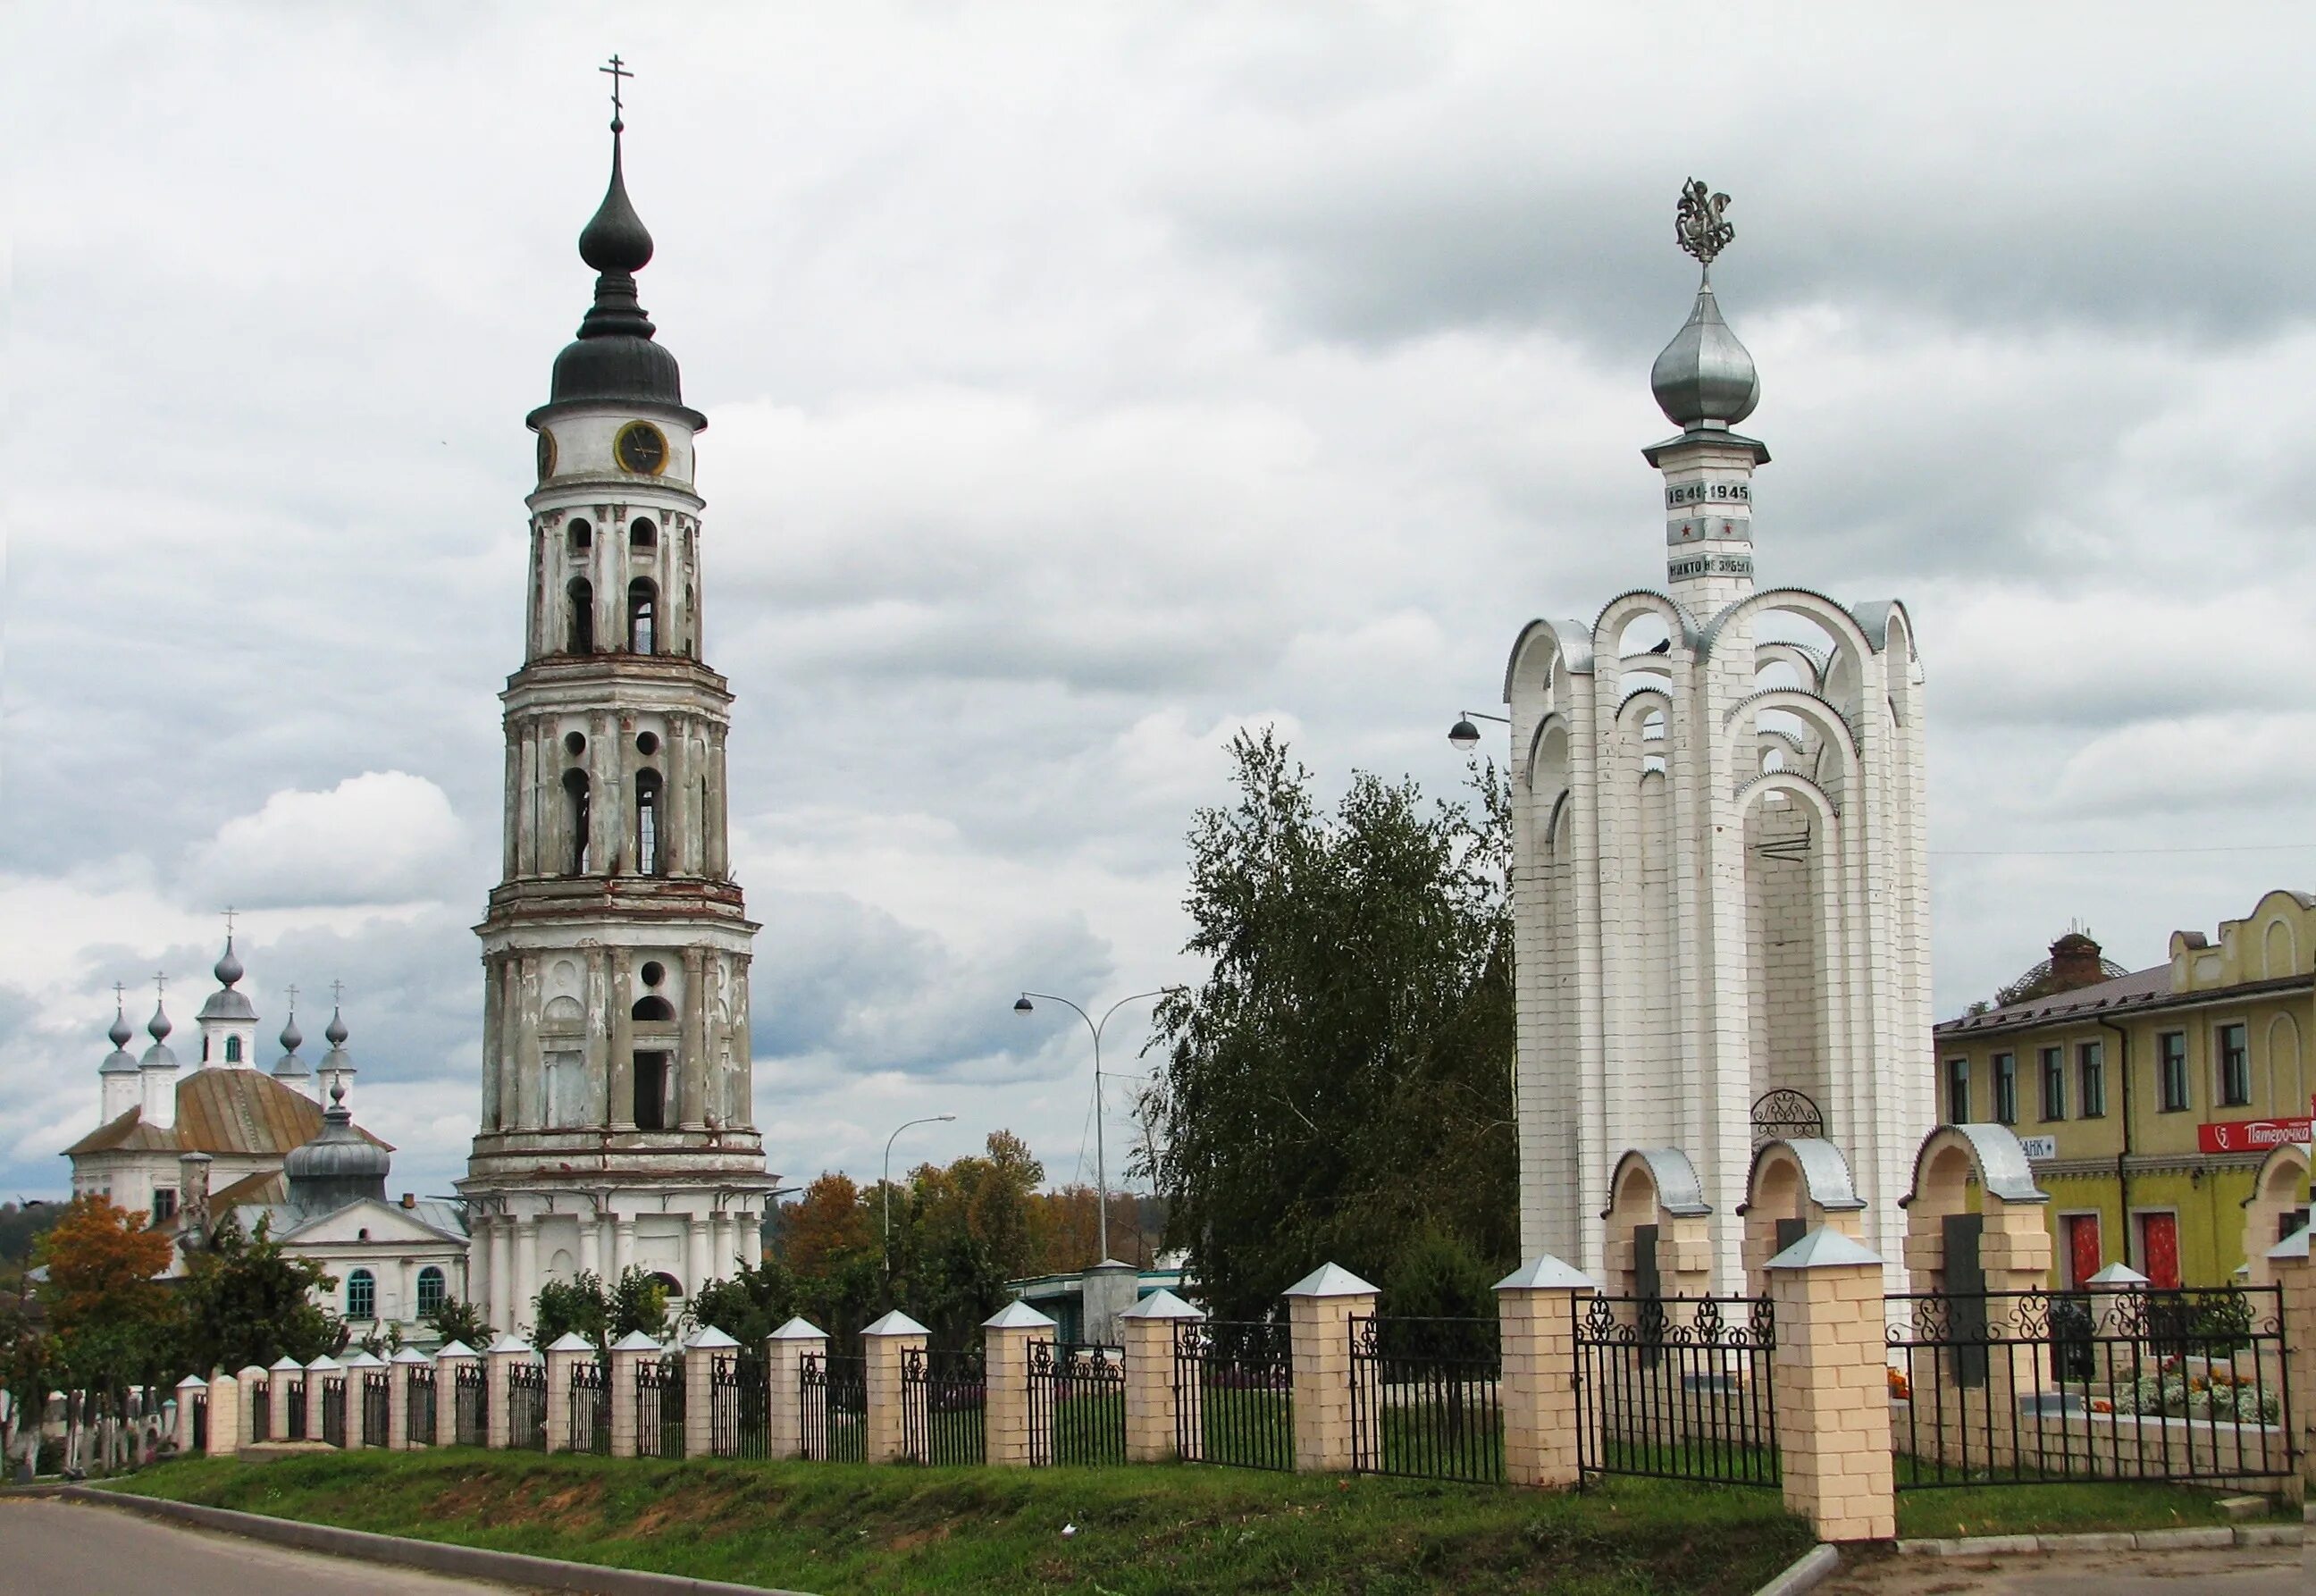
[1932,890,2313,1289]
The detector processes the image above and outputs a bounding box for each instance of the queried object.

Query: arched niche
[1899,1124,2052,1296]
[1503,617,1593,712]
[2241,1140,2311,1289]
[1591,589,1694,668]
[1738,1138,1866,1291]
[1602,1147,1714,1304]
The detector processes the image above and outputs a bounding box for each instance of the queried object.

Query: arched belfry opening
[561,769,592,875]
[627,578,658,654]
[566,578,595,653]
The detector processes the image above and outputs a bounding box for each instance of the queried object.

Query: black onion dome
[544,121,692,416]
[579,128,654,274]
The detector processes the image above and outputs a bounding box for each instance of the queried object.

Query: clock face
[535,429,556,483]
[616,421,669,476]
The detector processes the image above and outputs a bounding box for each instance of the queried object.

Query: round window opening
[357,1228,370,1241]
[640,961,666,987]
[636,731,659,755]
[564,731,586,757]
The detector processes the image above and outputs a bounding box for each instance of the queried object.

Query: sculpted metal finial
[1675,179,1733,270]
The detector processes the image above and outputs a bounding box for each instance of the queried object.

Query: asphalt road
[1819,1543,2303,1594]
[0,1499,533,1596]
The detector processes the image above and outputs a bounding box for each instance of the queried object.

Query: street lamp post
[882,1115,955,1273]
[1447,708,1511,752]
[1013,988,1177,1264]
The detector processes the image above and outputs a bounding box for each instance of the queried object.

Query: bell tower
[460,65,774,1333]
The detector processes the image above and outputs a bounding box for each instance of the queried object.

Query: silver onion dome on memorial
[1649,178,1759,432]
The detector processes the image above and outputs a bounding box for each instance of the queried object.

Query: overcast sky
[5,4,2313,1206]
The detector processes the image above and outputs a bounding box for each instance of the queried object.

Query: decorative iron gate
[800,1351,866,1462]
[453,1362,487,1446]
[361,1371,390,1446]
[321,1376,347,1448]
[407,1365,435,1446]
[1028,1341,1125,1466]
[570,1357,610,1454]
[1573,1293,1779,1486]
[248,1377,270,1441]
[508,1361,547,1449]
[1172,1319,1294,1471]
[1349,1315,1504,1483]
[711,1352,768,1458]
[636,1355,685,1457]
[902,1348,986,1466]
[1888,1285,2295,1488]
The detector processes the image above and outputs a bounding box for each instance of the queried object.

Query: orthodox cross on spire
[286,984,299,1012]
[222,905,238,942]
[600,53,634,130]
[330,979,346,1007]
[113,981,127,1008]
[153,971,168,1000]
[1675,178,1734,273]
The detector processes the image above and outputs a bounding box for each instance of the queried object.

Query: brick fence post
[303,1356,339,1446]
[1495,1256,1598,1489]
[206,1373,240,1457]
[485,1334,531,1449]
[542,1332,592,1453]
[1120,1289,1201,1464]
[685,1326,737,1457]
[1766,1228,1896,1543]
[766,1316,827,1461]
[982,1300,1055,1467]
[607,1330,658,1459]
[387,1347,426,1449]
[2265,1225,2312,1498]
[342,1352,383,1450]
[432,1342,477,1446]
[172,1375,204,1455]
[860,1309,928,1464]
[1282,1263,1377,1474]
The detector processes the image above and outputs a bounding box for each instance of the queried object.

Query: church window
[2158,1030,2189,1111]
[636,770,662,874]
[1992,1053,2018,1124]
[152,1189,178,1224]
[567,578,595,653]
[348,1269,375,1320]
[568,519,592,555]
[2077,1041,2106,1117]
[563,770,592,874]
[1943,1057,1968,1123]
[2217,1022,2251,1106]
[224,1035,242,1063]
[632,995,675,1022]
[634,1052,671,1130]
[640,961,665,987]
[2038,1047,2065,1121]
[201,1036,211,1062]
[635,731,659,755]
[416,1266,446,1318]
[628,579,658,654]
[629,517,657,550]
[650,1270,684,1298]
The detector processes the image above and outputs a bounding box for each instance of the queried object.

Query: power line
[1933,844,2316,858]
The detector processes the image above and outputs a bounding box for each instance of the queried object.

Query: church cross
[222,905,237,941]
[113,981,126,1008]
[331,979,345,1006]
[600,54,634,120]
[285,984,299,1012]
[153,971,167,1000]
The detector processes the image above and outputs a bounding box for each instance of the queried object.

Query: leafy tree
[608,1266,671,1343]
[1144,729,1517,1319]
[689,1255,801,1348]
[533,1268,670,1349]
[35,1197,179,1401]
[427,1298,492,1349]
[176,1212,342,1374]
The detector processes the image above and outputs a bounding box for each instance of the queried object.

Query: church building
[1501,185,1934,1288]
[456,88,777,1332]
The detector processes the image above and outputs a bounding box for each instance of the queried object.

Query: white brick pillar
[387,1347,428,1449]
[172,1375,205,1454]
[1120,1289,1202,1464]
[433,1343,478,1447]
[1281,1263,1376,1474]
[302,1356,339,1445]
[685,1327,737,1457]
[860,1309,928,1465]
[340,1352,381,1450]
[607,1330,659,1458]
[485,1334,532,1449]
[766,1316,827,1462]
[266,1355,301,1441]
[206,1373,241,1457]
[982,1300,1056,1467]
[542,1332,593,1453]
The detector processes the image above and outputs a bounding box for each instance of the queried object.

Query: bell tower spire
[463,60,772,1337]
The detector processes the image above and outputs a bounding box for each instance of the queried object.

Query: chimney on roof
[400,1192,415,1209]
[2048,930,2106,993]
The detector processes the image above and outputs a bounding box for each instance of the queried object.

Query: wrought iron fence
[407,1365,435,1446]
[508,1360,547,1450]
[454,1362,487,1446]
[800,1351,867,1462]
[902,1347,986,1466]
[1573,1293,1779,1487]
[285,1379,306,1441]
[321,1375,348,1449]
[189,1390,207,1452]
[248,1378,271,1441]
[1027,1340,1125,1466]
[1349,1315,1504,1484]
[1172,1319,1294,1472]
[570,1357,610,1455]
[712,1352,768,1459]
[361,1370,390,1447]
[1888,1284,2295,1489]
[637,1354,685,1457]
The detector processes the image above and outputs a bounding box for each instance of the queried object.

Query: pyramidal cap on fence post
[766,1316,828,1463]
[1120,1288,1204,1465]
[982,1299,1057,1468]
[606,1329,661,1460]
[1766,1227,1895,1542]
[1495,1256,1599,1490]
[860,1310,929,1465]
[1282,1263,1378,1474]
[484,1333,533,1451]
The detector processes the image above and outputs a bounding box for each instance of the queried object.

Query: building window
[416,1266,446,1319]
[1944,1057,1969,1124]
[348,1269,375,1321]
[634,1052,671,1130]
[2077,1040,2105,1118]
[568,518,592,555]
[627,578,658,654]
[563,769,592,875]
[2218,1022,2251,1106]
[629,517,657,550]
[1993,1054,2018,1125]
[224,1035,242,1063]
[635,770,662,875]
[566,577,595,653]
[2039,1046,2065,1121]
[2158,1030,2189,1112]
[152,1189,178,1224]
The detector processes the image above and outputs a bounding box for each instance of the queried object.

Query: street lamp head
[1448,717,1481,752]
[1013,995,1034,1013]
[936,1113,956,1122]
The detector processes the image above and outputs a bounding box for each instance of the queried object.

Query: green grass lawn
[111,1450,1814,1596]
[1893,1478,2296,1540]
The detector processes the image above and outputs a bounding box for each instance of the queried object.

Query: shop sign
[2016,1136,2057,1160]
[2197,1116,2314,1155]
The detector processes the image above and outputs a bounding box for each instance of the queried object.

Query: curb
[1750,1542,1840,1596]
[62,1487,817,1596]
[1893,1523,2300,1557]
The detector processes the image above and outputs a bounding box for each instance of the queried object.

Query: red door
[2064,1214,2102,1289]
[2136,1212,2180,1289]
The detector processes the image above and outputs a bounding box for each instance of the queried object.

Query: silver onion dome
[101,1004,138,1074]
[283,1079,390,1210]
[197,935,257,1023]
[1650,281,1758,431]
